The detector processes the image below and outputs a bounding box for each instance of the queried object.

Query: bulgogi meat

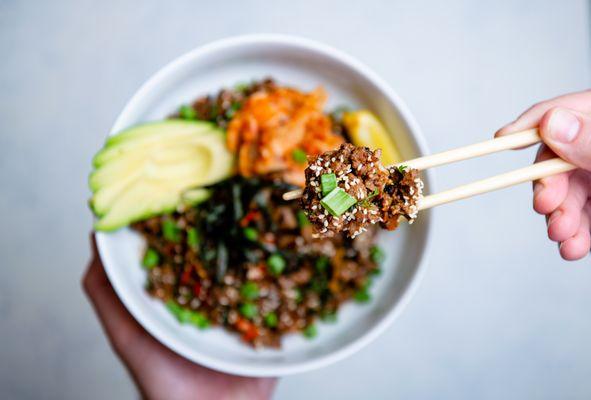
[301,143,423,238]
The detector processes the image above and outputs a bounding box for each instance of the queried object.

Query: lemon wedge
[342,110,402,165]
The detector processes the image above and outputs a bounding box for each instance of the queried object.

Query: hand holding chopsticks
[283,128,577,209]
[402,128,575,210]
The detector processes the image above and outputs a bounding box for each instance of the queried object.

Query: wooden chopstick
[397,128,541,170]
[282,128,543,202]
[418,158,576,210]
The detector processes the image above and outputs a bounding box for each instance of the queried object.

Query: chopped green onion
[225,102,242,119]
[321,312,337,323]
[370,245,385,265]
[354,279,372,303]
[330,105,351,121]
[397,164,408,173]
[267,253,286,275]
[297,210,310,227]
[142,248,160,269]
[210,104,220,120]
[234,81,250,92]
[243,227,259,242]
[359,189,380,207]
[240,282,259,301]
[292,148,307,164]
[293,288,303,303]
[239,302,258,319]
[354,289,371,303]
[186,311,209,329]
[162,219,181,243]
[187,228,200,249]
[320,188,357,217]
[310,277,327,293]
[179,105,196,120]
[166,300,184,319]
[303,324,318,339]
[320,173,337,196]
[166,300,209,329]
[264,312,278,328]
[315,256,329,273]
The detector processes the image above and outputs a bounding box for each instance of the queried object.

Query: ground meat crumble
[301,143,423,238]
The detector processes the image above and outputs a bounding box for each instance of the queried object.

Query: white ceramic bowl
[96,34,434,377]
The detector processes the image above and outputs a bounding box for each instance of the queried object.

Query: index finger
[495,89,591,138]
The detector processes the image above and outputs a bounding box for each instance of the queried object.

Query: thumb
[539,107,591,170]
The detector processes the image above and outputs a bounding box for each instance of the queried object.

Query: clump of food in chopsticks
[301,143,423,238]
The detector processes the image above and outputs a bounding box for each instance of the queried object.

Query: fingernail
[548,109,580,143]
[548,210,562,226]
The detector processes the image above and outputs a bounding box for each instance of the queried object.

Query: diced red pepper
[240,210,261,227]
[180,269,192,285]
[193,282,201,297]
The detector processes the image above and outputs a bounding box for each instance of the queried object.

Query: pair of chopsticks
[282,129,576,210]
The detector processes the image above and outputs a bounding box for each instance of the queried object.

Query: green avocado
[89,120,234,231]
[181,188,212,207]
[92,120,214,167]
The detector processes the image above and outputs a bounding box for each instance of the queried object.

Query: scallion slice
[320,173,337,196]
[320,187,357,216]
[292,148,307,164]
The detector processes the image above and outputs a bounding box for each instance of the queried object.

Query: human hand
[83,235,277,400]
[496,90,591,260]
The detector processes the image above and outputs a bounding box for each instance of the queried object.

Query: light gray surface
[0,1,589,399]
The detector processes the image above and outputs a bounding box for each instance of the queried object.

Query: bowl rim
[96,33,435,377]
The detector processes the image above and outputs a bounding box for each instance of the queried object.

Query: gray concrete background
[1,1,590,399]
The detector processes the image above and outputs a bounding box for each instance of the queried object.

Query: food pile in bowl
[89,78,406,348]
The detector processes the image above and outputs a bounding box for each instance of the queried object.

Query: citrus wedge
[343,110,402,165]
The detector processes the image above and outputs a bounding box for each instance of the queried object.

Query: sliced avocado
[89,120,235,230]
[94,181,180,231]
[89,134,220,192]
[91,170,141,216]
[93,120,214,167]
[91,162,207,216]
[181,188,212,207]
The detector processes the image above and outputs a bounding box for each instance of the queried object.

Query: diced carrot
[235,317,251,333]
[242,325,259,342]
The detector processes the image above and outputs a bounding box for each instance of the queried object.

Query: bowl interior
[96,36,432,377]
